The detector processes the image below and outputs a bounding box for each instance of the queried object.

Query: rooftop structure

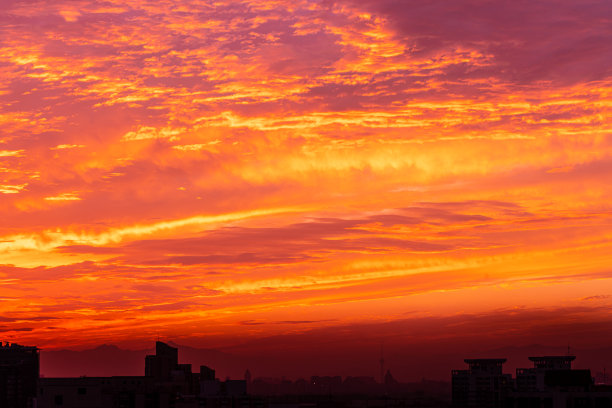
[0,342,39,350]
[528,356,575,370]
[464,359,507,375]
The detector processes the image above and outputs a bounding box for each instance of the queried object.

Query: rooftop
[0,342,38,351]
[464,359,507,364]
[528,356,576,361]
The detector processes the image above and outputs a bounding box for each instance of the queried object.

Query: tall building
[0,342,39,408]
[508,355,602,408]
[452,359,513,408]
[515,356,582,393]
[145,342,179,381]
[453,355,612,408]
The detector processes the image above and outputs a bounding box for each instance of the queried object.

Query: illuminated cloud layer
[0,0,611,354]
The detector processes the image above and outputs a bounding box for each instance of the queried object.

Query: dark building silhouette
[452,359,513,408]
[39,376,152,408]
[515,356,580,393]
[595,370,612,386]
[200,366,215,381]
[309,376,342,395]
[0,342,39,408]
[508,355,612,408]
[4,338,457,407]
[247,375,450,407]
[453,356,612,408]
[385,370,398,386]
[144,342,180,381]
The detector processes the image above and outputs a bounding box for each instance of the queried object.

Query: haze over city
[1,0,611,380]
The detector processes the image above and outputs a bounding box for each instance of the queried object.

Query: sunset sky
[1,0,611,373]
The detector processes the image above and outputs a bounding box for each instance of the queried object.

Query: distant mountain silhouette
[40,344,246,379]
[40,342,612,381]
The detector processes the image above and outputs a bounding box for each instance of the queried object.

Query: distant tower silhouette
[379,345,385,384]
[385,369,398,385]
[244,369,252,384]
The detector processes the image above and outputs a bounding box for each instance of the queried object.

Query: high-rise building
[509,355,598,408]
[453,355,612,408]
[515,356,583,392]
[0,342,39,408]
[144,341,179,381]
[452,359,513,408]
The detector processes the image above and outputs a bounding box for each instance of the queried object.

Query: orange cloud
[0,0,610,357]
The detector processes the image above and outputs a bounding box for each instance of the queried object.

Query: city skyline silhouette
[4,339,612,408]
[30,339,612,384]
